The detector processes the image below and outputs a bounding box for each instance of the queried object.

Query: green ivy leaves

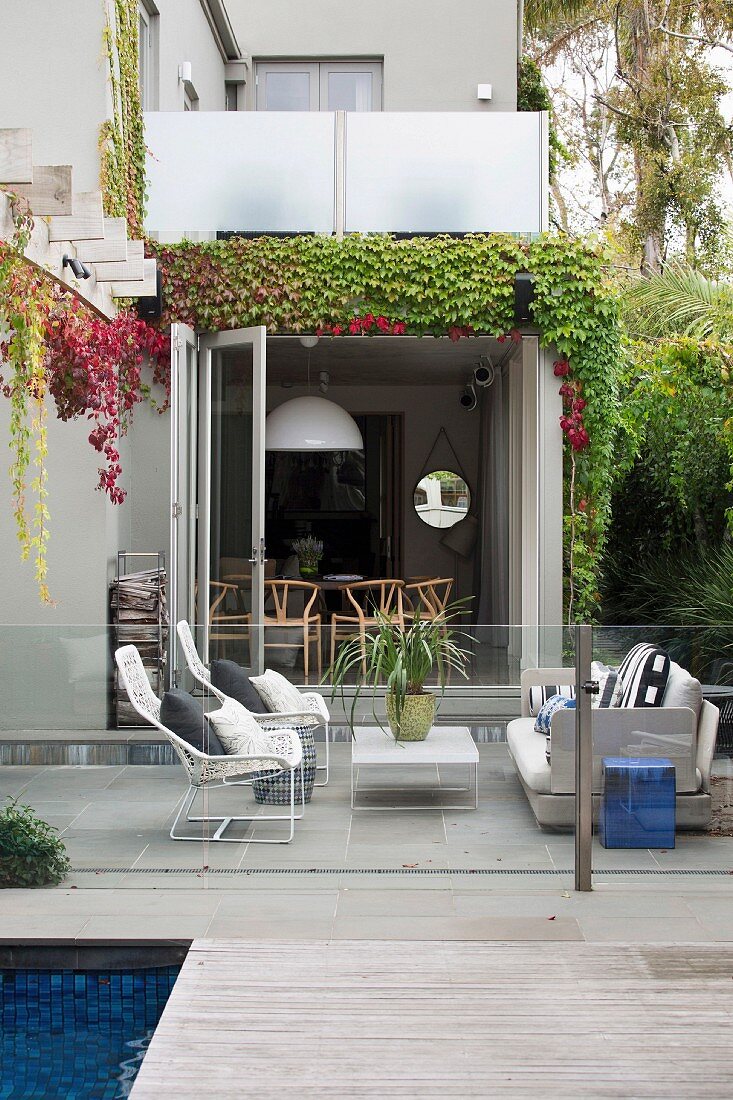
[151,232,624,621]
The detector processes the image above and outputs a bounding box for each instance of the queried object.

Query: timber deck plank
[130,940,733,1098]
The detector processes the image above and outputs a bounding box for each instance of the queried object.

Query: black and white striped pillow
[528,683,575,717]
[617,643,670,708]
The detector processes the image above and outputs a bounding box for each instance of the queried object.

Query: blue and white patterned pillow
[534,694,576,766]
[534,693,576,734]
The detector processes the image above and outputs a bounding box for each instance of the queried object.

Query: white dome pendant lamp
[266,340,363,451]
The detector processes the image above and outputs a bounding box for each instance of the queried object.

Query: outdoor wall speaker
[460,383,477,411]
[137,267,163,321]
[514,272,536,324]
[474,358,495,388]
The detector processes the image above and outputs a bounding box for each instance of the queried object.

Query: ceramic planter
[386,692,435,741]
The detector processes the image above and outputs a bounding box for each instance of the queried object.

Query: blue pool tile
[0,967,178,1099]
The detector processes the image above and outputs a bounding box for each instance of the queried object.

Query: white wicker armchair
[114,645,304,843]
[176,620,331,784]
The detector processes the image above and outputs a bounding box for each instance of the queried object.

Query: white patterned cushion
[250,669,305,714]
[592,661,624,708]
[205,697,276,757]
[528,683,575,717]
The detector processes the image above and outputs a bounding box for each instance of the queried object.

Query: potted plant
[328,604,470,741]
[291,536,323,579]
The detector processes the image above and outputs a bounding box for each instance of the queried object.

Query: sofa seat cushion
[507,718,551,795]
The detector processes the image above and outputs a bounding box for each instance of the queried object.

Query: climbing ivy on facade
[0,215,169,604]
[100,0,146,237]
[150,232,626,622]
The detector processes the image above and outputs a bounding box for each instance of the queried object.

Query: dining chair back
[403,577,453,620]
[330,579,405,669]
[263,579,322,680]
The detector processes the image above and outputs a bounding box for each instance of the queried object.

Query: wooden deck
[131,940,733,1098]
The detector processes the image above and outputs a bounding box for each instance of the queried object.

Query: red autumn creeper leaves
[43,309,170,504]
[555,359,590,453]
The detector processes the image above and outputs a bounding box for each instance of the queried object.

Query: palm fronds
[524,0,595,35]
[625,262,733,341]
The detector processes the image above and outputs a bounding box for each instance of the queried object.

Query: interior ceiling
[223,335,515,386]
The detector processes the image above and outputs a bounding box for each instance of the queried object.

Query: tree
[526,2,733,272]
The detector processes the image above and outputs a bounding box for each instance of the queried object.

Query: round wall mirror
[414,471,470,529]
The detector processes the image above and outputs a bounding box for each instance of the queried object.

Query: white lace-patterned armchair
[114,645,304,843]
[176,620,332,784]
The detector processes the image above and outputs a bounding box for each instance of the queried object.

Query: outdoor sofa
[507,660,719,830]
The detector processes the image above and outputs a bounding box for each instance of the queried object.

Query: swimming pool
[0,967,179,1099]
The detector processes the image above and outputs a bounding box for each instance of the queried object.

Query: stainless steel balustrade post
[575,624,595,891]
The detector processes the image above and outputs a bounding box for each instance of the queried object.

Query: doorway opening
[186,332,533,701]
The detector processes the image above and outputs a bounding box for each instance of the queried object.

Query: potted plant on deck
[328,604,470,741]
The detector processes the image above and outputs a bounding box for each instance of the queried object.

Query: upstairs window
[137,2,158,109]
[256,61,382,112]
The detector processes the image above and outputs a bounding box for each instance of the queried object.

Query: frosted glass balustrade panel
[344,112,545,234]
[144,112,336,235]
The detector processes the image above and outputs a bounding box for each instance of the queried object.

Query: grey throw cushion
[210,660,269,713]
[160,689,225,755]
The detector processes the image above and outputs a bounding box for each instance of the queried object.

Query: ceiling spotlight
[299,335,319,350]
[62,254,92,280]
[474,357,495,388]
[460,383,477,411]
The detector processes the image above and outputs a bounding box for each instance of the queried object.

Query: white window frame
[138,1,159,110]
[320,61,383,112]
[255,60,382,112]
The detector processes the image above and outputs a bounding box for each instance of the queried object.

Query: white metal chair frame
[115,645,304,843]
[176,620,331,785]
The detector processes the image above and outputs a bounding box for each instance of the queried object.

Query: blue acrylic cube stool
[599,757,676,849]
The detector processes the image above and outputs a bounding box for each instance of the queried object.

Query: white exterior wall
[0,0,229,197]
[234,0,517,111]
[0,0,109,192]
[154,0,230,110]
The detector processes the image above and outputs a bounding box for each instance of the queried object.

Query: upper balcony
[144,110,549,239]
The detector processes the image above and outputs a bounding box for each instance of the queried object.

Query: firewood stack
[111,555,168,726]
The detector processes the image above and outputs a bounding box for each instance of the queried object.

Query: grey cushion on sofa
[160,689,225,755]
[210,660,269,713]
[662,661,703,720]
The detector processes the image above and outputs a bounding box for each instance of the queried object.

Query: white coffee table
[350,726,479,810]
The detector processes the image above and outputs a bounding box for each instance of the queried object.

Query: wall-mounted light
[62,254,92,280]
[298,335,319,350]
[477,83,493,101]
[178,61,193,84]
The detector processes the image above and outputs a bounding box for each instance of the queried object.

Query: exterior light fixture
[298,335,319,349]
[62,254,92,280]
[266,396,363,451]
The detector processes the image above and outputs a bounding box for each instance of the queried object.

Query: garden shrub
[0,798,71,888]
